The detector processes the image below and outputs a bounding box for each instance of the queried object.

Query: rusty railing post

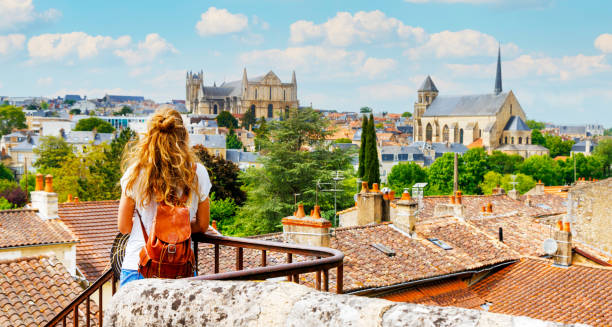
[323,269,329,292]
[261,250,267,267]
[336,263,343,294]
[236,247,244,271]
[214,244,220,273]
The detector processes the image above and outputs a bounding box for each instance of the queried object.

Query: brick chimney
[30,174,59,219]
[356,182,386,225]
[392,195,418,235]
[433,190,464,218]
[553,220,572,266]
[507,188,520,200]
[282,204,331,247]
[535,180,545,195]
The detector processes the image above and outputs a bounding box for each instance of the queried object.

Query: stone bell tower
[186,70,203,113]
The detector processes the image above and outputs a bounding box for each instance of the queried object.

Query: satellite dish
[353,194,359,202]
[542,238,558,255]
[382,187,390,194]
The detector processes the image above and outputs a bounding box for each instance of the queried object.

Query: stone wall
[105,279,576,327]
[569,178,612,253]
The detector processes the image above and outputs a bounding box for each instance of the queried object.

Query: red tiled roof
[0,209,77,249]
[58,200,119,281]
[382,278,484,309]
[471,257,612,327]
[0,256,97,327]
[197,218,519,293]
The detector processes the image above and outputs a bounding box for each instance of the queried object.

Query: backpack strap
[135,209,149,242]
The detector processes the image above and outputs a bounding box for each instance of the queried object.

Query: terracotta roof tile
[383,278,485,309]
[0,209,78,249]
[471,257,612,327]
[0,256,98,327]
[58,200,119,282]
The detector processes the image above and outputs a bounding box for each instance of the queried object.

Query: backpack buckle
[168,244,177,254]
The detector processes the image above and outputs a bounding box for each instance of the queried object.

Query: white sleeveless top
[119,163,212,271]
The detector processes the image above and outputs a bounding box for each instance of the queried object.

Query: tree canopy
[241,109,257,131]
[387,163,427,194]
[194,145,246,205]
[74,117,115,133]
[357,115,368,178]
[113,106,133,116]
[363,113,380,187]
[217,111,239,129]
[526,120,546,130]
[359,106,372,113]
[33,136,75,170]
[226,129,243,149]
[0,105,27,136]
[402,112,412,118]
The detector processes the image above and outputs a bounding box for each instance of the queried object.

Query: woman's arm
[118,193,136,234]
[192,198,210,234]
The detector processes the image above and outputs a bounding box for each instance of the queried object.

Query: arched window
[505,136,508,144]
[250,104,255,116]
[255,89,258,99]
[269,87,272,100]
[459,129,464,144]
[213,104,218,115]
[426,95,429,103]
[526,137,529,144]
[511,137,515,144]
[267,104,273,118]
[283,90,286,100]
[417,121,423,141]
[454,125,459,142]
[426,123,433,142]
[442,125,449,142]
[510,104,513,115]
[518,137,522,144]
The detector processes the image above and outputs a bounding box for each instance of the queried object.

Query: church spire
[494,45,502,95]
[291,70,296,85]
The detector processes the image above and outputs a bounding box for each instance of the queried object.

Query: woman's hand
[118,193,136,234]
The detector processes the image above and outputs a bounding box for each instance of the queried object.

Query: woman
[117,108,211,287]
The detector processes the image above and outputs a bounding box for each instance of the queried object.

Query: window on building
[267,104,273,118]
[510,104,513,115]
[269,87,272,100]
[426,95,430,103]
[426,123,433,142]
[213,104,218,115]
[526,137,529,144]
[250,105,255,116]
[518,137,522,144]
[442,125,449,142]
[382,154,394,161]
[459,129,464,144]
[505,136,507,144]
[255,89,258,99]
[511,137,515,144]
[283,90,286,100]
[398,154,408,161]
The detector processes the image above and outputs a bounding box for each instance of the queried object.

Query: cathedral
[412,48,548,158]
[186,69,299,119]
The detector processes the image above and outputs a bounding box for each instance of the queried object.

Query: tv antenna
[318,171,346,226]
[509,174,518,191]
[412,182,427,211]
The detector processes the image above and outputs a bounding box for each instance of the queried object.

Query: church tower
[413,76,439,142]
[494,46,502,95]
[186,70,203,113]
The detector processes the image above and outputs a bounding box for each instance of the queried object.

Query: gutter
[0,240,80,250]
[346,260,517,297]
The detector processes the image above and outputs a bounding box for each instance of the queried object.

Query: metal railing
[46,232,344,326]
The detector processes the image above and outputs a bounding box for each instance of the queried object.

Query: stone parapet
[105,279,579,326]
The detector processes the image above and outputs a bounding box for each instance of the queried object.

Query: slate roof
[559,125,586,135]
[418,76,438,92]
[495,144,549,152]
[0,209,78,249]
[471,257,612,327]
[0,256,95,327]
[65,131,114,145]
[64,95,82,102]
[423,93,508,117]
[571,140,596,153]
[103,95,145,103]
[58,201,119,281]
[225,150,260,163]
[189,134,226,148]
[503,116,530,131]
[10,135,39,152]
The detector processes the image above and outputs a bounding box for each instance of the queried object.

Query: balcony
[45,232,344,327]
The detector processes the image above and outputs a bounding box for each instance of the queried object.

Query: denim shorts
[119,268,198,287]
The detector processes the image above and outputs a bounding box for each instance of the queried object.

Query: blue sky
[0,0,611,125]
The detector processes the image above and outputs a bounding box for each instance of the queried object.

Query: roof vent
[371,243,395,257]
[427,238,453,250]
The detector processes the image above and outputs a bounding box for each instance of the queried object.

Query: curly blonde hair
[122,108,197,207]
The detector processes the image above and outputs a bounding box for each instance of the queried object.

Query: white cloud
[195,7,248,36]
[447,53,610,80]
[147,69,186,88]
[0,33,25,55]
[358,81,414,100]
[27,32,131,61]
[359,58,397,78]
[252,15,269,30]
[0,0,61,31]
[114,33,177,65]
[403,0,554,8]
[594,33,612,53]
[405,29,519,58]
[37,76,53,86]
[289,10,425,47]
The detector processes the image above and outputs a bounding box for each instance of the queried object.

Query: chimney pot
[372,183,380,193]
[401,190,411,201]
[44,175,53,193]
[35,173,44,191]
[557,220,563,231]
[74,197,79,203]
[310,209,314,216]
[312,205,321,219]
[450,195,455,204]
[389,190,395,200]
[455,190,462,204]
[295,203,305,218]
[360,181,369,193]
[67,194,73,203]
[212,220,218,230]
[482,206,486,213]
[487,203,493,213]
[563,222,571,232]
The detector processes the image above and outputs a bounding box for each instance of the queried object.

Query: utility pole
[453,153,458,194]
[573,153,576,183]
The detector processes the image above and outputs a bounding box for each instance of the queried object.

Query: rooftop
[0,209,77,249]
[423,93,509,117]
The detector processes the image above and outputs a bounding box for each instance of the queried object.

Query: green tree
[387,163,427,194]
[334,138,352,144]
[363,113,380,187]
[360,106,372,113]
[558,153,604,183]
[402,112,412,118]
[593,139,612,176]
[426,153,464,195]
[33,136,74,170]
[0,179,18,193]
[20,174,35,193]
[64,99,76,106]
[480,171,535,195]
[0,197,13,210]
[0,105,27,136]
[526,120,546,130]
[604,128,612,136]
[461,148,489,194]
[357,116,368,178]
[69,108,81,115]
[41,102,49,110]
[544,135,574,157]
[113,106,133,116]
[241,108,257,131]
[209,193,239,234]
[0,163,13,180]
[228,108,352,236]
[194,145,246,204]
[531,129,546,145]
[518,155,561,186]
[217,111,239,129]
[74,117,115,133]
[226,129,243,149]
[486,151,524,175]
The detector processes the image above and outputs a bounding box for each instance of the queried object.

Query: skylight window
[427,238,453,250]
[371,243,395,257]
